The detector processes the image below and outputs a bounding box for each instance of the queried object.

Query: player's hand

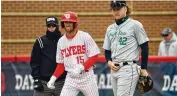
[70,64,85,77]
[47,76,57,89]
[140,69,148,86]
[108,61,119,71]
[140,69,148,76]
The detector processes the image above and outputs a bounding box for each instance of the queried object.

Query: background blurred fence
[1,56,177,96]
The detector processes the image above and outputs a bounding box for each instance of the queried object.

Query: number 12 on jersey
[76,56,84,64]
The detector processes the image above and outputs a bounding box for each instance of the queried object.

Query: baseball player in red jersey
[47,11,100,96]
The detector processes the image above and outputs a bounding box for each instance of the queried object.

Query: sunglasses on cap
[114,2,126,7]
[111,2,126,10]
[161,34,169,37]
[47,24,56,28]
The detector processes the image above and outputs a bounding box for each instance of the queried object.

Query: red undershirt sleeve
[83,55,98,70]
[53,63,65,78]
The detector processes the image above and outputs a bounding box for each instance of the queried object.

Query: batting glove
[70,64,85,77]
[47,76,57,89]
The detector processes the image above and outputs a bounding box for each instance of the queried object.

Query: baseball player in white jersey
[103,1,150,96]
[47,11,100,96]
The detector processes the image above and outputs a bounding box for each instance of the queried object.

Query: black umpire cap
[110,0,126,9]
[46,17,58,26]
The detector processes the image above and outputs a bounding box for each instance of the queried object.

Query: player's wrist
[108,61,112,65]
[50,76,57,83]
[140,69,148,76]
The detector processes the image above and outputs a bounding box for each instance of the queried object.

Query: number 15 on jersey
[76,56,84,64]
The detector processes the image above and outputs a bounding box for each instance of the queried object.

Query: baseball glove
[137,75,153,94]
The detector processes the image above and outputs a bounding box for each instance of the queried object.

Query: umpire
[30,16,67,96]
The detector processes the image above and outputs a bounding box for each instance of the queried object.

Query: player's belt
[115,61,136,67]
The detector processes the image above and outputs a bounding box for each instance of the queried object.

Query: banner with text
[1,61,177,96]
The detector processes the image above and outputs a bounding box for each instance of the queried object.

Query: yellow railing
[2,11,177,16]
[1,38,162,44]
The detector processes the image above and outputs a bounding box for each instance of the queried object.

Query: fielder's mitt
[137,76,153,94]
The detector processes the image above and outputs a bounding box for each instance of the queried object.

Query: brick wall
[1,1,177,56]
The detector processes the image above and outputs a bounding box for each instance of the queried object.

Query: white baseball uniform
[103,18,149,96]
[56,30,100,96]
